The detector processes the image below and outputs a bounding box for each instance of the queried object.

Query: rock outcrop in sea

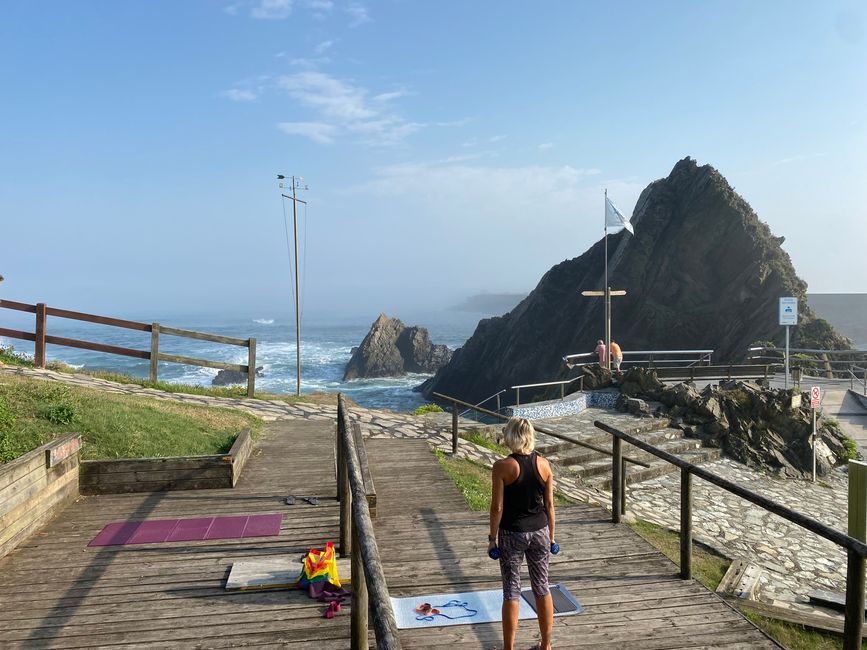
[343,314,453,381]
[421,157,850,405]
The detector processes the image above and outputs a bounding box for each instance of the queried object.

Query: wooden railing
[595,419,867,649]
[0,299,258,397]
[336,394,401,650]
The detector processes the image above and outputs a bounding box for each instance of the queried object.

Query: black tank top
[500,452,548,532]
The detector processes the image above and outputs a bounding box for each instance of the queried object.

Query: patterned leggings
[498,526,551,600]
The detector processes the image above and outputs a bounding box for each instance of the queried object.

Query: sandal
[303,496,320,506]
[285,495,296,505]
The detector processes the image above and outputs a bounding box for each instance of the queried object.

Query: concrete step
[548,426,685,466]
[587,446,723,491]
[536,417,671,456]
[560,436,705,481]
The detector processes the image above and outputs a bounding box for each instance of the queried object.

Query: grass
[628,519,862,649]
[0,373,261,462]
[412,403,444,415]
[434,449,575,512]
[460,428,511,455]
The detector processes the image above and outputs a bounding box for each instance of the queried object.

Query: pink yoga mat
[88,513,282,547]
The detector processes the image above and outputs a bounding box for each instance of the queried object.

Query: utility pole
[580,289,626,370]
[278,175,308,397]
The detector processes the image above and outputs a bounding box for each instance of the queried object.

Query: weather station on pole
[277,174,309,397]
[580,191,633,370]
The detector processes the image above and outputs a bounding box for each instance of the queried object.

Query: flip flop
[303,496,320,506]
[285,496,296,505]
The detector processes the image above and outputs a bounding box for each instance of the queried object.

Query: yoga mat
[390,584,583,629]
[89,513,282,547]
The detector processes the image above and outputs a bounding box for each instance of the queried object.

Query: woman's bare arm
[540,457,555,542]
[489,460,505,547]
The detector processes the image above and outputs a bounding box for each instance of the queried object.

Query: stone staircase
[536,417,721,491]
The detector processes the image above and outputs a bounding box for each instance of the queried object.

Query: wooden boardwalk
[1,417,780,649]
[0,420,349,649]
[367,437,781,649]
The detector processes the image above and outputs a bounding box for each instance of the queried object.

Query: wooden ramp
[367,437,781,649]
[0,420,349,649]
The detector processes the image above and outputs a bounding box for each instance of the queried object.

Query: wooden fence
[0,300,257,397]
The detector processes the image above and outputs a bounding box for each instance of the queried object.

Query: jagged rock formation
[616,368,854,477]
[212,366,264,386]
[421,157,850,405]
[344,314,453,381]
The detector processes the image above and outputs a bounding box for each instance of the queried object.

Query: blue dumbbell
[488,547,501,560]
[550,542,560,555]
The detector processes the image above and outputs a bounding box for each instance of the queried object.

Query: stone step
[535,417,672,455]
[548,427,685,466]
[560,436,705,481]
[587,446,723,491]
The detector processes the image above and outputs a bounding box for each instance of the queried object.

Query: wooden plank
[352,421,376,518]
[0,444,48,491]
[35,302,46,367]
[0,298,36,313]
[44,335,150,360]
[247,337,256,397]
[44,306,151,331]
[229,429,254,487]
[158,325,249,347]
[47,434,82,467]
[79,478,233,495]
[0,326,36,342]
[81,457,228,475]
[0,468,77,557]
[79,467,231,487]
[156,352,247,373]
[149,322,160,383]
[225,557,351,591]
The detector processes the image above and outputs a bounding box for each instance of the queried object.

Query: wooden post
[680,468,692,580]
[845,460,867,649]
[339,421,352,557]
[560,383,565,400]
[247,338,257,398]
[149,323,160,383]
[351,522,368,650]
[612,436,622,524]
[516,387,521,406]
[452,402,458,454]
[34,303,47,368]
[496,393,501,413]
[620,457,627,514]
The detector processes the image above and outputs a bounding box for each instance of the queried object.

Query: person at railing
[595,339,606,365]
[610,340,623,374]
[489,416,556,650]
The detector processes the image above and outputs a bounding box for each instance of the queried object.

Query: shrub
[37,402,77,425]
[413,403,444,415]
[0,397,16,430]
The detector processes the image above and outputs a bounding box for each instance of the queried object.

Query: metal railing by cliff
[563,349,714,369]
[0,299,258,397]
[511,376,585,406]
[594,418,867,650]
[459,388,508,419]
[336,394,401,650]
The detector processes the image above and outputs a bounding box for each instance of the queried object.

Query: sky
[1,1,865,320]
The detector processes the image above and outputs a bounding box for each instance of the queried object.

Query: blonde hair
[503,417,535,455]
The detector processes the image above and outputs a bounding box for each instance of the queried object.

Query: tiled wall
[506,389,619,419]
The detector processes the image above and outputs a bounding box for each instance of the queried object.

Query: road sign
[779,297,798,326]
[810,386,821,409]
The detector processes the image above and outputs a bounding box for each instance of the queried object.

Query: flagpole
[604,189,610,371]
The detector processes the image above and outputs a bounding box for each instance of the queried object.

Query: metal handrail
[512,376,585,405]
[749,346,867,356]
[337,395,401,649]
[595,418,867,649]
[432,391,650,468]
[459,388,507,418]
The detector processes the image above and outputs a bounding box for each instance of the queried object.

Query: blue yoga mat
[390,584,583,629]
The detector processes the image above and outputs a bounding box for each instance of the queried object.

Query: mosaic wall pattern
[506,389,619,419]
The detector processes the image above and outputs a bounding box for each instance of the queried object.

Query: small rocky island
[343,314,453,380]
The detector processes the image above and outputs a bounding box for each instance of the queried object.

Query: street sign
[779,297,798,326]
[810,386,821,409]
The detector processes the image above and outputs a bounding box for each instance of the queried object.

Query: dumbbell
[488,543,560,560]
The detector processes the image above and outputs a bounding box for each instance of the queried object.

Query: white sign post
[779,297,798,390]
[810,386,821,482]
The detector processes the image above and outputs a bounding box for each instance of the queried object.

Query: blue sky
[1,1,865,319]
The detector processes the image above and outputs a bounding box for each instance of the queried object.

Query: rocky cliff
[344,314,453,380]
[421,157,849,404]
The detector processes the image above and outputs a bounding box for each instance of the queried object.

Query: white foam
[253,319,274,325]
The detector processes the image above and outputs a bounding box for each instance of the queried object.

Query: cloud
[276,71,420,145]
[772,152,827,166]
[314,39,335,55]
[277,121,338,144]
[346,3,370,27]
[538,142,554,150]
[222,88,259,102]
[251,0,293,19]
[489,134,507,142]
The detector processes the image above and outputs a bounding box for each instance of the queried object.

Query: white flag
[605,196,634,234]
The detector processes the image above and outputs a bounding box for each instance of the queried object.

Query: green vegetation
[460,429,510,455]
[629,519,863,649]
[0,373,261,462]
[842,436,859,461]
[412,403,444,415]
[434,449,574,512]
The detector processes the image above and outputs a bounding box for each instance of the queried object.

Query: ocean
[0,310,481,412]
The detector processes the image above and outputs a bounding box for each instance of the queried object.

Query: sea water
[0,310,481,412]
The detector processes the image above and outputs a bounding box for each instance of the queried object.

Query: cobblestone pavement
[1,364,852,610]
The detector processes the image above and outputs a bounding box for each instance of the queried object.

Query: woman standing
[489,417,555,650]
